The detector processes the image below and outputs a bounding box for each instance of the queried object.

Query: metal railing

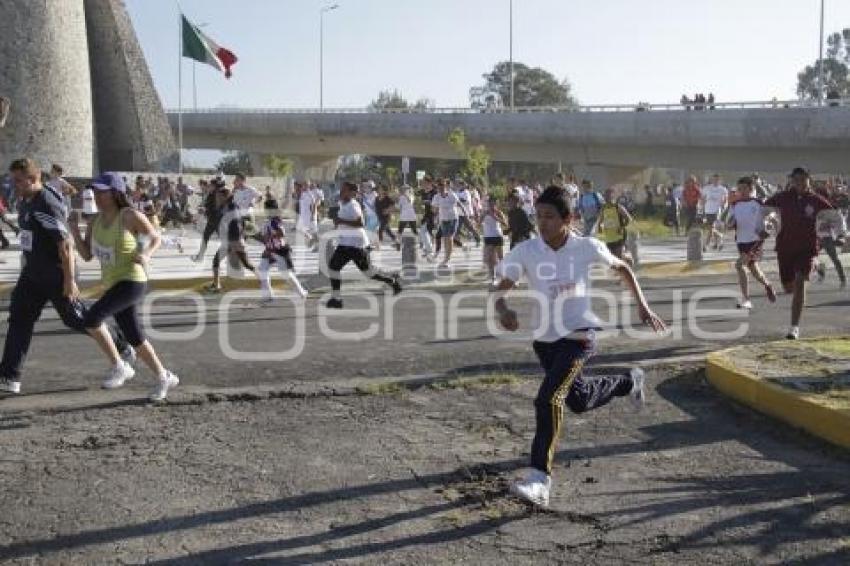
[167,98,850,116]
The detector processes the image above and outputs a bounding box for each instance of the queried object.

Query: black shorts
[736,241,761,255]
[606,239,626,257]
[483,236,504,247]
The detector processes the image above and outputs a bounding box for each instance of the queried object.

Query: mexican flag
[181,15,237,78]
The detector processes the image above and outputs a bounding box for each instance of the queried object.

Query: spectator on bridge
[708,93,716,110]
[681,176,702,233]
[681,94,691,111]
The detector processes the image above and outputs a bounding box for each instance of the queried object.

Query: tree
[797,28,850,100]
[263,155,294,181]
[472,61,578,108]
[368,89,433,111]
[216,151,253,176]
[447,127,491,185]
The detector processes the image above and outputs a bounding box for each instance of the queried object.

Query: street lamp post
[320,4,339,111]
[509,0,514,111]
[818,0,825,106]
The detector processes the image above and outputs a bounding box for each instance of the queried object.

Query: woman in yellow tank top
[69,172,179,402]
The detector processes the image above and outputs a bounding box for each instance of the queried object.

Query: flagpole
[178,10,184,174]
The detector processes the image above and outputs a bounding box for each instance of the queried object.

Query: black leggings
[328,245,395,291]
[84,281,148,347]
[398,221,417,235]
[378,217,397,242]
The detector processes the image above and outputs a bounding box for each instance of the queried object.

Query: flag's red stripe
[216,48,238,78]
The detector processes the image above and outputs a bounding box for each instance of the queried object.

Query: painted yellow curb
[706,344,850,449]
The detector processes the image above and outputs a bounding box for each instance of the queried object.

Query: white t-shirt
[299,190,317,223]
[564,183,580,211]
[702,184,729,215]
[336,199,368,248]
[497,235,619,342]
[234,186,261,211]
[482,212,504,238]
[728,199,764,244]
[433,192,460,222]
[398,193,417,221]
[455,189,473,217]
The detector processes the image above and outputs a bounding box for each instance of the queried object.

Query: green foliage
[216,151,253,176]
[263,155,294,180]
[445,128,491,185]
[472,61,579,108]
[797,28,850,100]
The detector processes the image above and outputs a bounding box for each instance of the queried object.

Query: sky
[126,0,850,111]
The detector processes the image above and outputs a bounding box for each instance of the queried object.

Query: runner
[296,180,319,250]
[397,185,418,237]
[256,203,308,304]
[191,177,225,262]
[207,186,257,293]
[492,185,666,507]
[763,167,836,339]
[814,184,847,289]
[681,175,702,233]
[507,192,535,249]
[431,179,461,267]
[375,185,400,250]
[726,177,777,310]
[576,180,604,236]
[0,160,133,395]
[701,174,729,251]
[233,173,262,235]
[326,181,401,309]
[455,180,481,248]
[68,172,179,401]
[596,188,634,266]
[481,196,508,285]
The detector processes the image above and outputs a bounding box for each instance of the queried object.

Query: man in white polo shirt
[492,185,666,508]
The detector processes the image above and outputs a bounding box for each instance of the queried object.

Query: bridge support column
[292,156,339,183]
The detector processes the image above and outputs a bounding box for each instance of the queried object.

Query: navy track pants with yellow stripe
[530,337,634,475]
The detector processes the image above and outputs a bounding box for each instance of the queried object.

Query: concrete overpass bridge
[168,100,850,183]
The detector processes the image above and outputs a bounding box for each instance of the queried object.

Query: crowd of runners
[0,155,847,508]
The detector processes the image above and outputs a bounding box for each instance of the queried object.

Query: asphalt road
[1,271,848,402]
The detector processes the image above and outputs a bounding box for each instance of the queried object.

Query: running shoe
[325,297,343,309]
[150,371,179,402]
[737,300,753,310]
[102,361,136,389]
[786,326,800,340]
[0,377,21,394]
[629,368,646,411]
[509,469,551,508]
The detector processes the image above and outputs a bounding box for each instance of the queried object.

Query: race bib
[93,241,115,266]
[19,230,33,252]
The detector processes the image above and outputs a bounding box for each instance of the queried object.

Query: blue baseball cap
[87,172,126,193]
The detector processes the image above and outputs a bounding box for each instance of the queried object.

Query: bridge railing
[168,98,850,116]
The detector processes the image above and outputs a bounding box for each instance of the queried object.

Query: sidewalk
[707,336,850,448]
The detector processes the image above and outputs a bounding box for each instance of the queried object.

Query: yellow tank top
[92,210,147,288]
[598,203,625,243]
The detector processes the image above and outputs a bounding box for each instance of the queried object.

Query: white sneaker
[786,326,800,340]
[737,300,753,310]
[509,469,551,507]
[120,345,137,367]
[0,377,21,394]
[150,371,179,402]
[102,361,135,389]
[629,368,646,411]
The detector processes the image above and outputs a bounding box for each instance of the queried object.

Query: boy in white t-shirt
[397,186,418,236]
[492,185,666,508]
[325,182,402,309]
[726,177,777,310]
[700,174,729,252]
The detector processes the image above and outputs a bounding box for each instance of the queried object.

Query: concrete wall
[84,0,177,172]
[172,107,850,174]
[0,0,94,175]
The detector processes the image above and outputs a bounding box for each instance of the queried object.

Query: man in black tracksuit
[192,177,226,263]
[0,158,131,394]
